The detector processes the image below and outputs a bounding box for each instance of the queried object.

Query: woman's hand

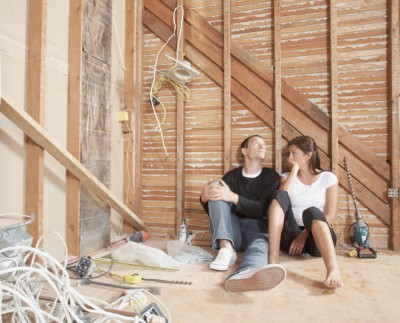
[287,159,300,172]
[289,230,308,256]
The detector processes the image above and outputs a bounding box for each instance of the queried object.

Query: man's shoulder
[261,167,279,176]
[224,167,279,179]
[224,167,242,176]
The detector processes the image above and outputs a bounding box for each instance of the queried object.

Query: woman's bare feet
[324,266,343,288]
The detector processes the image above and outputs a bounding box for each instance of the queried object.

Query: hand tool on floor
[344,157,377,259]
[93,258,179,271]
[78,279,161,295]
[138,274,192,285]
[105,271,192,285]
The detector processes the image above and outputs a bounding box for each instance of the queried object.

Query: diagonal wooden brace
[0,96,147,231]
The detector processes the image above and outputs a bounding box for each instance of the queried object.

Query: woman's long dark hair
[288,135,322,174]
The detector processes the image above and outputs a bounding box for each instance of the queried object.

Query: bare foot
[324,267,343,288]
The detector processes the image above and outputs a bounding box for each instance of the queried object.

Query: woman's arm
[324,183,338,225]
[279,162,299,196]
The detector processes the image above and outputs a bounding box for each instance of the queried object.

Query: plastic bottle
[179,219,188,243]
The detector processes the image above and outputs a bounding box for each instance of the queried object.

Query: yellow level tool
[93,258,179,271]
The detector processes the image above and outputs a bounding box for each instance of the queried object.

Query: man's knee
[208,200,230,212]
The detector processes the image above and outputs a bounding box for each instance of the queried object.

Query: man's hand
[200,179,222,203]
[217,180,238,204]
[200,179,238,205]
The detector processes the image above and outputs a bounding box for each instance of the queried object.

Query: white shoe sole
[225,264,286,293]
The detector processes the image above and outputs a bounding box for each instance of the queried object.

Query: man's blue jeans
[208,200,269,274]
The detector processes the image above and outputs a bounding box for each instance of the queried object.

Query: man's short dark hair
[241,135,262,150]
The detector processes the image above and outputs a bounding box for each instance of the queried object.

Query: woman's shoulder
[319,171,338,186]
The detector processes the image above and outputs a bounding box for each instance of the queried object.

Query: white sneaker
[225,264,286,293]
[210,248,237,271]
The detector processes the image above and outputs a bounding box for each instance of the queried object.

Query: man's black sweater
[201,167,280,221]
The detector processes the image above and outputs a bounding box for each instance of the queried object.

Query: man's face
[243,136,266,160]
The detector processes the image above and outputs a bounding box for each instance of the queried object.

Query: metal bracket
[388,188,400,200]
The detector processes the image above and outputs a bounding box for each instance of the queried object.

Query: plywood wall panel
[138,0,392,247]
[280,1,330,113]
[337,0,389,161]
[231,1,273,69]
[141,12,227,237]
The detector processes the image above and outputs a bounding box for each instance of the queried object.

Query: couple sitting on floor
[200,135,343,293]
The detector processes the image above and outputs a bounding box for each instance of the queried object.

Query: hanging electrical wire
[149,5,199,157]
[149,6,184,157]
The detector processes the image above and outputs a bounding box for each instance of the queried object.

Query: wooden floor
[76,239,400,323]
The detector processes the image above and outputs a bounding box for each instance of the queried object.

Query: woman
[268,135,343,288]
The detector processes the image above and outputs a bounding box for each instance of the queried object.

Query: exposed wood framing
[133,0,143,217]
[123,0,134,211]
[121,0,134,232]
[330,0,339,175]
[0,97,147,232]
[390,0,400,250]
[223,0,232,172]
[67,0,83,256]
[25,0,47,244]
[274,0,282,173]
[176,0,185,231]
[123,0,143,233]
[143,0,390,226]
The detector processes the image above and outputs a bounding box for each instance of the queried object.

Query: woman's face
[287,144,311,168]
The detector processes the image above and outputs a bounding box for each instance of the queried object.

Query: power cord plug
[75,257,96,277]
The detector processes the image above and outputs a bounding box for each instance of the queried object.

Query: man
[200,135,286,293]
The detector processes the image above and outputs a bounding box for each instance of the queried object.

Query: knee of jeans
[209,200,224,205]
[208,200,228,207]
[208,200,230,213]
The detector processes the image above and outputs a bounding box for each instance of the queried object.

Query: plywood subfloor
[75,239,400,323]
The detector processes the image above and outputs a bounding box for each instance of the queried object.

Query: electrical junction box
[119,109,133,133]
[118,110,129,122]
[0,214,34,279]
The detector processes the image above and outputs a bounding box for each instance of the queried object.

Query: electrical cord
[111,120,132,240]
[0,233,171,322]
[149,5,184,157]
[66,258,114,280]
[112,13,126,72]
